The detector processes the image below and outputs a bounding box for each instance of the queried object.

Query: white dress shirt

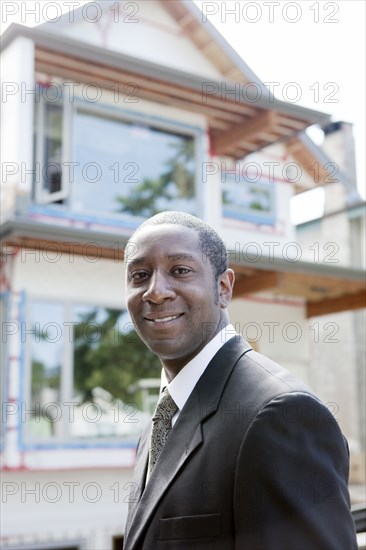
[160,323,238,426]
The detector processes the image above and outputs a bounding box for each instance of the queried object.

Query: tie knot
[153,388,178,421]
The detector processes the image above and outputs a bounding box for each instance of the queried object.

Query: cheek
[189,302,214,325]
[126,293,137,315]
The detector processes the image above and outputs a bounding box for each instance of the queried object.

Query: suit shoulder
[241,348,313,391]
[227,347,321,410]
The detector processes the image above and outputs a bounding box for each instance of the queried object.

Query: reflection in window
[27,301,161,441]
[72,111,195,218]
[222,175,276,225]
[42,101,63,194]
[29,302,63,438]
[70,305,161,439]
[33,85,67,204]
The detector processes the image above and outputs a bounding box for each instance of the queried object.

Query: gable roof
[36,0,267,88]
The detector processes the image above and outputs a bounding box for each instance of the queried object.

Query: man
[123,211,357,549]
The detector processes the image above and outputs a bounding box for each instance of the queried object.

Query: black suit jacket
[124,337,357,549]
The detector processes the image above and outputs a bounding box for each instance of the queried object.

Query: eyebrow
[126,253,197,268]
[167,254,197,261]
[126,257,146,268]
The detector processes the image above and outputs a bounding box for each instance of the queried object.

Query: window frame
[0,292,11,451]
[221,173,277,226]
[33,83,73,205]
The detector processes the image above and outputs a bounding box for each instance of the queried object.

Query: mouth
[144,313,184,324]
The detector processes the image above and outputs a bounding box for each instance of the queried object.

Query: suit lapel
[124,337,252,549]
[124,392,204,549]
[125,424,150,534]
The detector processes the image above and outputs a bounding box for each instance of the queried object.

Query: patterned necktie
[147,388,178,478]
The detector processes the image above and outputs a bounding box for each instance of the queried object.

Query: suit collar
[124,336,252,549]
[161,323,237,412]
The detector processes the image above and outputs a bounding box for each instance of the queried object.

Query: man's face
[125,224,233,375]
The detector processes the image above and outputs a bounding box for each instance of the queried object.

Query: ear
[219,268,235,308]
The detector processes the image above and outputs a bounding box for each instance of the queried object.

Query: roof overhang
[2,220,365,318]
[2,23,331,160]
[232,255,365,318]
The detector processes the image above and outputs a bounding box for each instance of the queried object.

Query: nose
[142,270,176,304]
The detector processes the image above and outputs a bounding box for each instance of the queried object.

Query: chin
[145,339,177,356]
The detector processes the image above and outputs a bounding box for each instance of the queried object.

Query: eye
[130,271,149,281]
[171,267,192,275]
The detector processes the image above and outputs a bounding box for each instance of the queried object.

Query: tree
[116,138,195,217]
[72,308,161,408]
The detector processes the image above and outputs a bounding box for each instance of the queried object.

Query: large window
[34,86,197,219]
[25,300,161,444]
[72,110,196,218]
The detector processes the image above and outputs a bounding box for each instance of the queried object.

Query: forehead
[126,224,202,264]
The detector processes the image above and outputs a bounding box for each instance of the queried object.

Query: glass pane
[222,176,276,225]
[28,302,63,438]
[43,101,63,193]
[71,111,196,218]
[0,295,8,447]
[71,305,161,439]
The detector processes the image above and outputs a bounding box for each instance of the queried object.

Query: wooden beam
[234,271,281,296]
[306,289,366,317]
[286,137,330,185]
[275,126,300,136]
[35,48,257,118]
[280,271,365,299]
[235,141,260,152]
[256,131,279,141]
[163,1,242,80]
[212,111,278,155]
[201,41,218,54]
[176,13,194,29]
[279,117,307,130]
[35,62,248,127]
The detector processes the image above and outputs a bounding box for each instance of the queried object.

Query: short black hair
[126,211,228,281]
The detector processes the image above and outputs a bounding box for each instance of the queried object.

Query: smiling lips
[145,313,184,324]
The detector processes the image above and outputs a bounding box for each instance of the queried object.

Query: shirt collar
[160,323,238,412]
